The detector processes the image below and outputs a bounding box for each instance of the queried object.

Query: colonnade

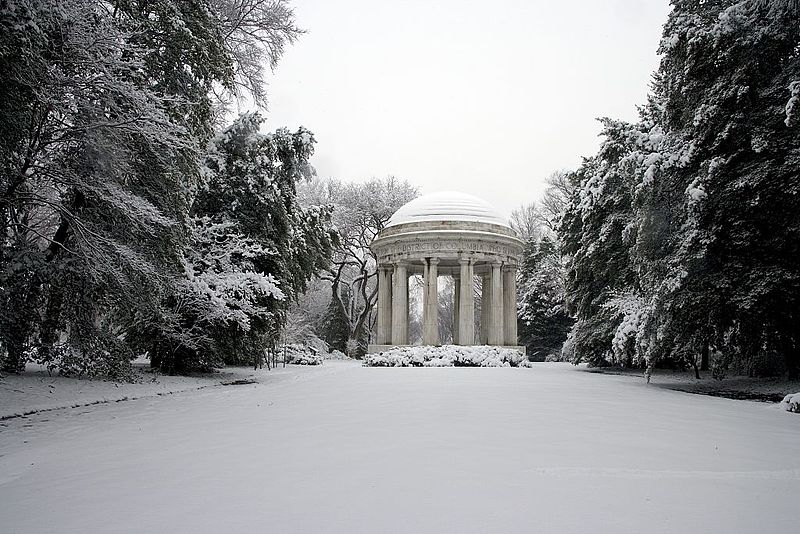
[375,257,518,347]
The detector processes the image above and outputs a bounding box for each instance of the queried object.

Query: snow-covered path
[1,362,797,533]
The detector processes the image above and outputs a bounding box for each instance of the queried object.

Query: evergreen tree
[139,113,336,373]
[517,236,574,361]
[560,0,800,378]
[0,0,319,376]
[560,120,641,366]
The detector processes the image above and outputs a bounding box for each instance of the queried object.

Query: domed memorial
[368,191,524,353]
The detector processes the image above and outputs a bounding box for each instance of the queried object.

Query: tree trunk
[700,340,709,371]
[785,345,799,380]
[38,283,65,363]
[691,356,700,380]
[349,288,377,358]
[1,278,41,373]
[2,337,27,374]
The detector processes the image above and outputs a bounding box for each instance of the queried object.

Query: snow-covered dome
[386,191,510,228]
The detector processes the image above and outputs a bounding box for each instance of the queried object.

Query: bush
[326,349,349,360]
[283,344,323,365]
[363,345,529,368]
[780,393,800,413]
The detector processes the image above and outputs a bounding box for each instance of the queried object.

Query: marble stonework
[368,192,524,353]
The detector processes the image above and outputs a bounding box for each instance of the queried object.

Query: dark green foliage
[517,237,574,361]
[559,122,640,367]
[560,0,800,377]
[138,114,336,373]
[320,291,350,354]
[0,0,325,377]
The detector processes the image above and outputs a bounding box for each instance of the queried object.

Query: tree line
[5,0,797,382]
[549,0,800,378]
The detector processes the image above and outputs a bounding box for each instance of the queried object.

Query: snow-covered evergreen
[0,0,328,376]
[560,0,800,378]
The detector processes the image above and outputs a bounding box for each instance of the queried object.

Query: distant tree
[539,171,573,232]
[285,277,332,345]
[518,237,574,360]
[437,277,456,344]
[514,172,576,360]
[299,177,417,356]
[510,203,543,244]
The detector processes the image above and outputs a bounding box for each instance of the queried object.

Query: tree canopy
[0,0,334,376]
[559,0,800,378]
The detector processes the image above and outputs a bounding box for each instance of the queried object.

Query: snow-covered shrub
[283,344,323,365]
[326,349,349,360]
[363,346,529,368]
[302,335,329,356]
[33,330,137,382]
[345,339,362,359]
[780,393,800,413]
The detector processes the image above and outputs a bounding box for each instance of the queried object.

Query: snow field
[0,360,313,420]
[0,361,798,533]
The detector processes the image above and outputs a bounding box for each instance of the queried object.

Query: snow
[661,32,680,51]
[780,392,800,413]
[385,191,510,228]
[0,362,273,420]
[604,294,648,365]
[785,80,800,127]
[685,177,708,204]
[283,344,324,365]
[364,345,527,367]
[1,362,799,533]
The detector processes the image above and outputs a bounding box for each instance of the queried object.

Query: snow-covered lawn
[585,366,800,403]
[1,361,798,533]
[0,361,282,420]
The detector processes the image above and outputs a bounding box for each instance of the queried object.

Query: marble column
[480,271,491,344]
[376,265,393,344]
[503,265,517,346]
[452,275,460,345]
[488,261,504,345]
[422,258,440,345]
[458,258,475,345]
[391,261,408,345]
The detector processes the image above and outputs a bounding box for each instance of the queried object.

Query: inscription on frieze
[380,240,516,257]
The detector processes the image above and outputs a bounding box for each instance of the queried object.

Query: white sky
[262,0,671,218]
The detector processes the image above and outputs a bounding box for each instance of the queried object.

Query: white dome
[386,191,510,228]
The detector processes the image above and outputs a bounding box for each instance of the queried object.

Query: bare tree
[212,0,303,108]
[539,170,574,231]
[510,203,543,243]
[299,177,417,355]
[437,277,456,344]
[511,170,575,243]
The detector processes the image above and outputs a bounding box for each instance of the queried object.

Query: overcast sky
[262,0,671,218]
